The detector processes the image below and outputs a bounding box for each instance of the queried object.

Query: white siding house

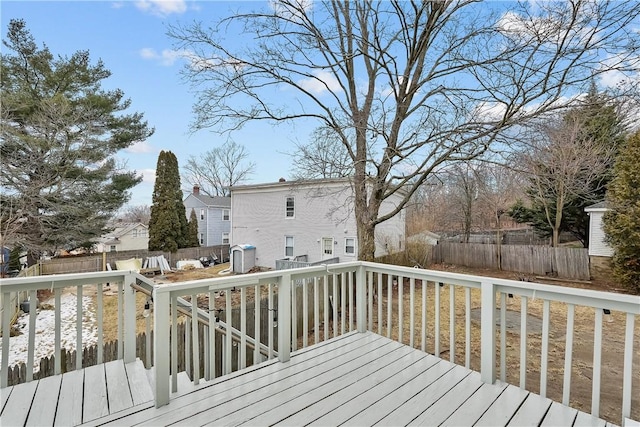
[95,222,149,252]
[585,201,613,257]
[230,178,406,269]
[183,186,231,247]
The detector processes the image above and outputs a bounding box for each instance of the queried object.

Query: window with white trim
[222,209,230,221]
[285,236,294,257]
[200,209,205,220]
[222,232,230,244]
[345,237,356,255]
[132,229,138,238]
[199,233,204,245]
[285,197,295,218]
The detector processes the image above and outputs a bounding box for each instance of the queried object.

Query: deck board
[0,331,624,427]
[26,374,62,426]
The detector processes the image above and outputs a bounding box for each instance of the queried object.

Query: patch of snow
[0,293,97,372]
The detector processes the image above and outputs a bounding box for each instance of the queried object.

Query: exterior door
[321,237,334,260]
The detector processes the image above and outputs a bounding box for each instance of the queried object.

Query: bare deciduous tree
[182,140,255,197]
[169,0,639,260]
[520,115,616,247]
[289,126,354,180]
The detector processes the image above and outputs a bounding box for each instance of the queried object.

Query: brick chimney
[193,185,200,195]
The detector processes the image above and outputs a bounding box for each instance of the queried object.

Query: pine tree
[603,132,640,294]
[0,20,153,255]
[148,151,188,252]
[187,209,200,248]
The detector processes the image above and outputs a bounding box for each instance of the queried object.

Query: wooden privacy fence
[433,242,590,281]
[37,245,229,275]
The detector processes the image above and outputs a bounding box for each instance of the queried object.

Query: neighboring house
[230,178,406,269]
[183,186,232,247]
[95,222,149,252]
[584,201,613,257]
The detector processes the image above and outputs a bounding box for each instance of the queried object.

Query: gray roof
[585,201,609,210]
[186,193,231,207]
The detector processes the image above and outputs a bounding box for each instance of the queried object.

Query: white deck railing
[1,262,638,423]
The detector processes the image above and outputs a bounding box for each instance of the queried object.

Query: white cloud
[135,0,187,16]
[140,168,156,185]
[139,48,187,66]
[298,70,342,95]
[125,140,156,154]
[598,53,640,89]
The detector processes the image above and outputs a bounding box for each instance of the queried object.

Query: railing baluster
[209,290,216,380]
[117,282,123,360]
[387,274,392,339]
[76,285,83,369]
[278,273,292,363]
[171,294,178,392]
[368,271,373,332]
[154,289,170,407]
[409,277,415,348]
[562,303,575,406]
[313,278,319,344]
[55,288,62,375]
[435,281,441,357]
[622,312,635,420]
[268,283,275,359]
[398,276,403,343]
[254,284,261,364]
[348,272,354,332]
[520,295,528,389]
[185,317,191,379]
[465,287,471,369]
[500,292,506,381]
[377,272,383,336]
[224,288,232,373]
[540,299,550,398]
[2,291,11,387]
[450,285,456,364]
[332,274,338,338]
[191,293,200,384]
[302,279,308,348]
[291,280,297,352]
[27,289,36,381]
[97,283,104,365]
[324,274,329,339]
[592,307,603,417]
[341,273,346,335]
[480,280,496,384]
[421,279,427,353]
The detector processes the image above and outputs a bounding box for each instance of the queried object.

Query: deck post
[480,280,496,384]
[154,289,171,407]
[278,273,291,363]
[123,272,137,363]
[356,264,366,332]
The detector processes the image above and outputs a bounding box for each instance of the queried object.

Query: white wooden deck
[1,331,617,426]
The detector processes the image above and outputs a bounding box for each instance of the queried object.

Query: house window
[285,236,294,257]
[200,209,205,220]
[199,233,204,245]
[110,245,116,252]
[222,232,230,244]
[345,238,355,255]
[222,209,230,221]
[132,229,137,238]
[322,238,333,256]
[285,197,295,218]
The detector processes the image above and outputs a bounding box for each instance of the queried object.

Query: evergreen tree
[0,20,153,255]
[187,209,200,248]
[603,132,640,294]
[148,151,188,252]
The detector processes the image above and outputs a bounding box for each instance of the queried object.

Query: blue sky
[1,1,310,207]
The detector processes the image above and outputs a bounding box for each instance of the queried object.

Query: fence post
[480,280,496,384]
[356,264,366,332]
[123,272,137,363]
[154,288,170,407]
[278,273,291,363]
